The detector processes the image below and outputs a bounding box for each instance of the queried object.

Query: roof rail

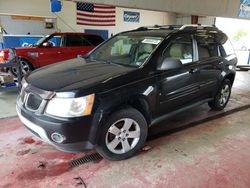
[179,24,219,32]
[135,24,219,32]
[136,25,181,31]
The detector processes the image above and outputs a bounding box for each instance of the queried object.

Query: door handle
[190,68,199,74]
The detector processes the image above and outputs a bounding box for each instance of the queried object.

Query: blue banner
[239,0,250,18]
[124,11,140,23]
[1,35,61,49]
[2,35,43,49]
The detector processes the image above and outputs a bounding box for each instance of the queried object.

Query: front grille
[19,83,55,113]
[20,89,27,104]
[26,93,43,111]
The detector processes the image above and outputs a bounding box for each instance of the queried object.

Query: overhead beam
[76,0,240,18]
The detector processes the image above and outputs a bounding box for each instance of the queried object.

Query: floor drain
[70,153,103,168]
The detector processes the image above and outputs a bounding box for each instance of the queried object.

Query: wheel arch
[224,73,235,84]
[98,94,152,129]
[127,95,152,126]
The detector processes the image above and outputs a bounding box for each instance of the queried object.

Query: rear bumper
[16,104,96,152]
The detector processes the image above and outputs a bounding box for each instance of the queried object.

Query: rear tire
[96,107,148,161]
[208,79,232,111]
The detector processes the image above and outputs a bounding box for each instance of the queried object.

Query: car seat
[136,44,153,62]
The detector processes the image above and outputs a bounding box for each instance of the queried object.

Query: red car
[0,32,104,75]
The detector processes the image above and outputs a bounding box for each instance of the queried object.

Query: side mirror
[157,58,183,71]
[42,41,53,47]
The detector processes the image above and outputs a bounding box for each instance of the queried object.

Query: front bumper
[16,102,98,152]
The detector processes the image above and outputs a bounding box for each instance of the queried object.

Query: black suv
[16,25,237,160]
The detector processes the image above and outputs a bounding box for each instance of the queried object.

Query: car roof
[120,25,227,43]
[51,32,101,37]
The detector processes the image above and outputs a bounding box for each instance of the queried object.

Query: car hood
[27,58,135,94]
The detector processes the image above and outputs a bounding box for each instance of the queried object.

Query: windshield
[32,35,49,47]
[89,35,163,67]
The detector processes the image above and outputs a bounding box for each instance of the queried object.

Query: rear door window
[83,35,104,46]
[196,35,218,60]
[65,34,92,47]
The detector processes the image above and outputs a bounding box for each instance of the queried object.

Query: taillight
[0,49,9,63]
[0,49,14,63]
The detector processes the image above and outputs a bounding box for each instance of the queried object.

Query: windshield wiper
[92,58,121,67]
[103,60,124,67]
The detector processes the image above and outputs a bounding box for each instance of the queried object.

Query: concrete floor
[0,90,18,119]
[0,71,250,187]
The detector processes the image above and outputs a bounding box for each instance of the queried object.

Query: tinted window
[196,35,218,60]
[66,34,91,47]
[84,35,104,46]
[197,43,218,59]
[163,35,193,64]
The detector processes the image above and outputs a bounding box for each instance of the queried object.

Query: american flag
[76,2,116,26]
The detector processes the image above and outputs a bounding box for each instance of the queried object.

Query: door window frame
[161,34,196,66]
[194,34,220,61]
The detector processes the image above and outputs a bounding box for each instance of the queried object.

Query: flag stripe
[94,5,115,9]
[77,12,115,18]
[77,22,115,26]
[93,10,115,14]
[77,18,115,22]
[76,2,116,26]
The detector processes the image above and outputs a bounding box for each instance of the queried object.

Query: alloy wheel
[12,60,31,75]
[219,84,230,106]
[105,118,141,154]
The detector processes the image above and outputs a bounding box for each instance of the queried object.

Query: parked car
[16,25,237,160]
[0,32,104,75]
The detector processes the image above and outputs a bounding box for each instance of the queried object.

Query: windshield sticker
[142,39,161,45]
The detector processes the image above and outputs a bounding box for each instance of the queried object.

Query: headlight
[46,94,95,118]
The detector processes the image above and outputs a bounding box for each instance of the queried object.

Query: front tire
[96,107,148,161]
[11,59,33,76]
[208,79,232,111]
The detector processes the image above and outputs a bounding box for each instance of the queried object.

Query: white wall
[0,0,54,18]
[0,0,176,36]
[56,1,176,36]
[0,16,56,35]
[0,0,57,35]
[176,15,215,25]
[82,0,240,19]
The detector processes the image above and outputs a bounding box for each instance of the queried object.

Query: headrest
[169,44,183,58]
[139,44,153,54]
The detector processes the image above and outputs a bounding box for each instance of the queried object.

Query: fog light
[51,132,66,143]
